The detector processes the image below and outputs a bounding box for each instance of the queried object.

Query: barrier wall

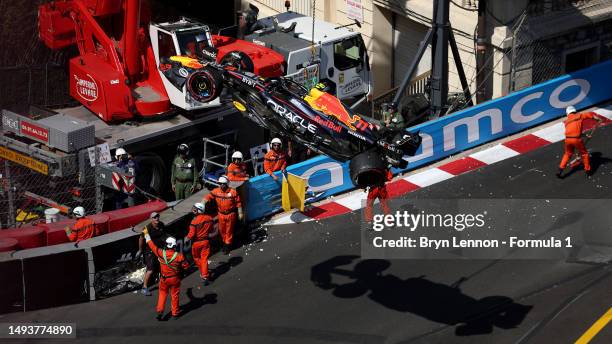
[0,201,199,314]
[245,60,612,220]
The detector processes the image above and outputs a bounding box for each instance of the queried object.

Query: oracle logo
[21,121,49,143]
[74,74,99,101]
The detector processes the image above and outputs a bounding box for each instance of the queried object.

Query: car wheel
[349,149,387,188]
[186,67,223,103]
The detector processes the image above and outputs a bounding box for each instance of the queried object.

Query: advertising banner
[245,60,612,221]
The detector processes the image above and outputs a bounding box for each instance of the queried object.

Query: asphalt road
[1,126,611,344]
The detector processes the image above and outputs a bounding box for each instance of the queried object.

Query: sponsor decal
[201,48,217,60]
[266,99,317,134]
[313,115,342,133]
[21,121,49,143]
[311,92,361,131]
[178,68,189,78]
[241,76,257,87]
[346,129,367,141]
[340,77,363,96]
[110,79,120,85]
[0,146,48,175]
[74,74,98,101]
[2,116,19,132]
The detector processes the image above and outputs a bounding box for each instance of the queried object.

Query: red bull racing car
[161,56,422,187]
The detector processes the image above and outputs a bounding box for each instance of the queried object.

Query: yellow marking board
[0,146,49,175]
[282,173,307,212]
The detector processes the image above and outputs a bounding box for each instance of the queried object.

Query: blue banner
[246,60,612,220]
[401,60,612,170]
[245,156,352,220]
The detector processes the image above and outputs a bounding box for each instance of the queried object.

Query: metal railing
[372,70,431,121]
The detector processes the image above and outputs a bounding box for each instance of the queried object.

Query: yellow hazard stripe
[575,307,612,344]
[0,146,48,175]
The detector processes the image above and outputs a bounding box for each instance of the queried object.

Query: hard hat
[166,236,177,249]
[115,148,127,158]
[193,202,205,213]
[218,175,229,184]
[388,102,398,110]
[271,137,282,145]
[232,151,243,159]
[73,206,85,218]
[177,143,189,154]
[566,106,577,115]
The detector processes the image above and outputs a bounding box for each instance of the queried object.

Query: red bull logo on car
[305,88,360,130]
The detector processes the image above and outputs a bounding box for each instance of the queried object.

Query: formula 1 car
[162,56,422,187]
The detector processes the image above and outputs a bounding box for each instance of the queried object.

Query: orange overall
[146,240,188,317]
[559,112,595,172]
[205,187,242,245]
[227,162,249,182]
[264,150,287,176]
[365,170,393,222]
[68,218,95,242]
[187,214,214,279]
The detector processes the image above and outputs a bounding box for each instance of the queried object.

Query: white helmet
[73,206,85,218]
[115,148,127,158]
[271,138,282,146]
[166,236,177,249]
[193,202,205,213]
[232,151,243,160]
[218,175,229,184]
[566,106,577,115]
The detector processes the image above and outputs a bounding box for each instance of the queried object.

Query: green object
[162,249,178,270]
[383,109,405,131]
[171,155,196,199]
[174,181,194,200]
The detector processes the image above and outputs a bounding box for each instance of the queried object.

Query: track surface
[2,127,611,344]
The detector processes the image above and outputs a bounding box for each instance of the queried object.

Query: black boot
[556,168,563,179]
[156,312,163,321]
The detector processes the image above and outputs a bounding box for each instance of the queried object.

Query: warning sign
[0,146,49,175]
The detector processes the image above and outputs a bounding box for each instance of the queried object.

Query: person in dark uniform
[115,147,138,209]
[137,212,168,296]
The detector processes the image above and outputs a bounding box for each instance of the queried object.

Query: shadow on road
[212,256,243,281]
[181,289,218,317]
[311,255,532,336]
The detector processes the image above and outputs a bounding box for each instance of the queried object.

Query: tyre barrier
[0,238,19,252]
[0,227,46,250]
